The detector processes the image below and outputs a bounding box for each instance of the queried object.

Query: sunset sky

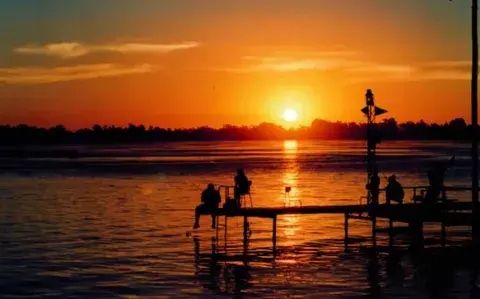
[0,0,475,129]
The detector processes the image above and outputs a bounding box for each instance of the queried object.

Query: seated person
[234,168,250,206]
[385,175,404,204]
[194,183,221,229]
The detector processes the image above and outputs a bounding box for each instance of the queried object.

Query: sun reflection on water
[282,140,300,202]
[283,140,298,155]
[281,140,302,248]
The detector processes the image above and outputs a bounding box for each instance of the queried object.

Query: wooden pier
[203,194,475,252]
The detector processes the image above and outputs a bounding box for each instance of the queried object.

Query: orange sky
[0,0,475,129]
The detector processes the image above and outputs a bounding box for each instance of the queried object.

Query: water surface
[0,140,478,298]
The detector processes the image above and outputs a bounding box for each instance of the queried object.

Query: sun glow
[283,109,298,122]
[283,140,298,152]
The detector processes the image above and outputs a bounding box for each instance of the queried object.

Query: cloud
[15,41,200,59]
[346,64,417,82]
[220,52,358,73]
[0,64,155,85]
[353,62,472,83]
[418,70,470,81]
[346,64,416,75]
[217,51,473,82]
[423,60,471,68]
[237,59,350,72]
[16,43,90,59]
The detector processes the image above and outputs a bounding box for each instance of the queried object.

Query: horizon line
[0,116,469,131]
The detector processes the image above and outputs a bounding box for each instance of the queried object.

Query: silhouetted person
[194,183,221,229]
[424,157,454,203]
[367,168,380,205]
[385,175,404,204]
[234,168,250,206]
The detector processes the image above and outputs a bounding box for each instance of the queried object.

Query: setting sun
[283,109,298,122]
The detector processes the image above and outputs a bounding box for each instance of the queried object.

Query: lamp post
[361,89,387,204]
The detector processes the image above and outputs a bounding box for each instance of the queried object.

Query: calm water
[0,140,479,298]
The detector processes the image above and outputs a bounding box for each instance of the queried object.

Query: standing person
[424,157,454,203]
[234,168,250,206]
[367,168,380,205]
[194,183,221,229]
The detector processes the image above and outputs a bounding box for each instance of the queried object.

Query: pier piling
[273,215,277,252]
[243,216,248,255]
[389,219,394,247]
[344,213,349,247]
[205,201,474,254]
[441,220,446,246]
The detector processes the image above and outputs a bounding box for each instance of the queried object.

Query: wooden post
[344,213,349,247]
[224,216,228,252]
[441,220,447,247]
[243,216,248,242]
[389,219,394,248]
[215,215,219,240]
[272,215,277,252]
[409,221,424,250]
[243,216,248,256]
[372,216,377,247]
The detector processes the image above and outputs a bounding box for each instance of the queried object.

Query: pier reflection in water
[194,233,480,298]
[193,237,253,295]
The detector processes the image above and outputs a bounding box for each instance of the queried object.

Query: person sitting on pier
[194,183,221,229]
[234,168,251,206]
[385,175,404,204]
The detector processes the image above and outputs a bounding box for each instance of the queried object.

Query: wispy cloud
[0,64,155,85]
[418,70,470,81]
[232,59,351,73]
[346,64,416,82]
[352,63,472,83]
[216,51,472,82]
[347,64,415,75]
[423,60,471,68]
[15,41,200,59]
[221,52,358,73]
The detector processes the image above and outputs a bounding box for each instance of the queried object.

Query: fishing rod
[186,179,204,191]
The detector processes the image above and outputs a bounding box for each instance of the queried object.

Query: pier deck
[203,201,475,251]
[212,202,473,224]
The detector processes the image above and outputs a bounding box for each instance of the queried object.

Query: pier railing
[368,186,475,206]
[217,185,233,200]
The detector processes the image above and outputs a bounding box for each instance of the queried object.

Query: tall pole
[365,91,375,204]
[472,0,479,240]
[362,90,387,204]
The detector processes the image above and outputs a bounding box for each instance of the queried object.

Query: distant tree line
[0,118,473,146]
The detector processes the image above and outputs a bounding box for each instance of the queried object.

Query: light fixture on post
[361,89,387,204]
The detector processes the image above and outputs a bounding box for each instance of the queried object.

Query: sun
[283,109,298,122]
